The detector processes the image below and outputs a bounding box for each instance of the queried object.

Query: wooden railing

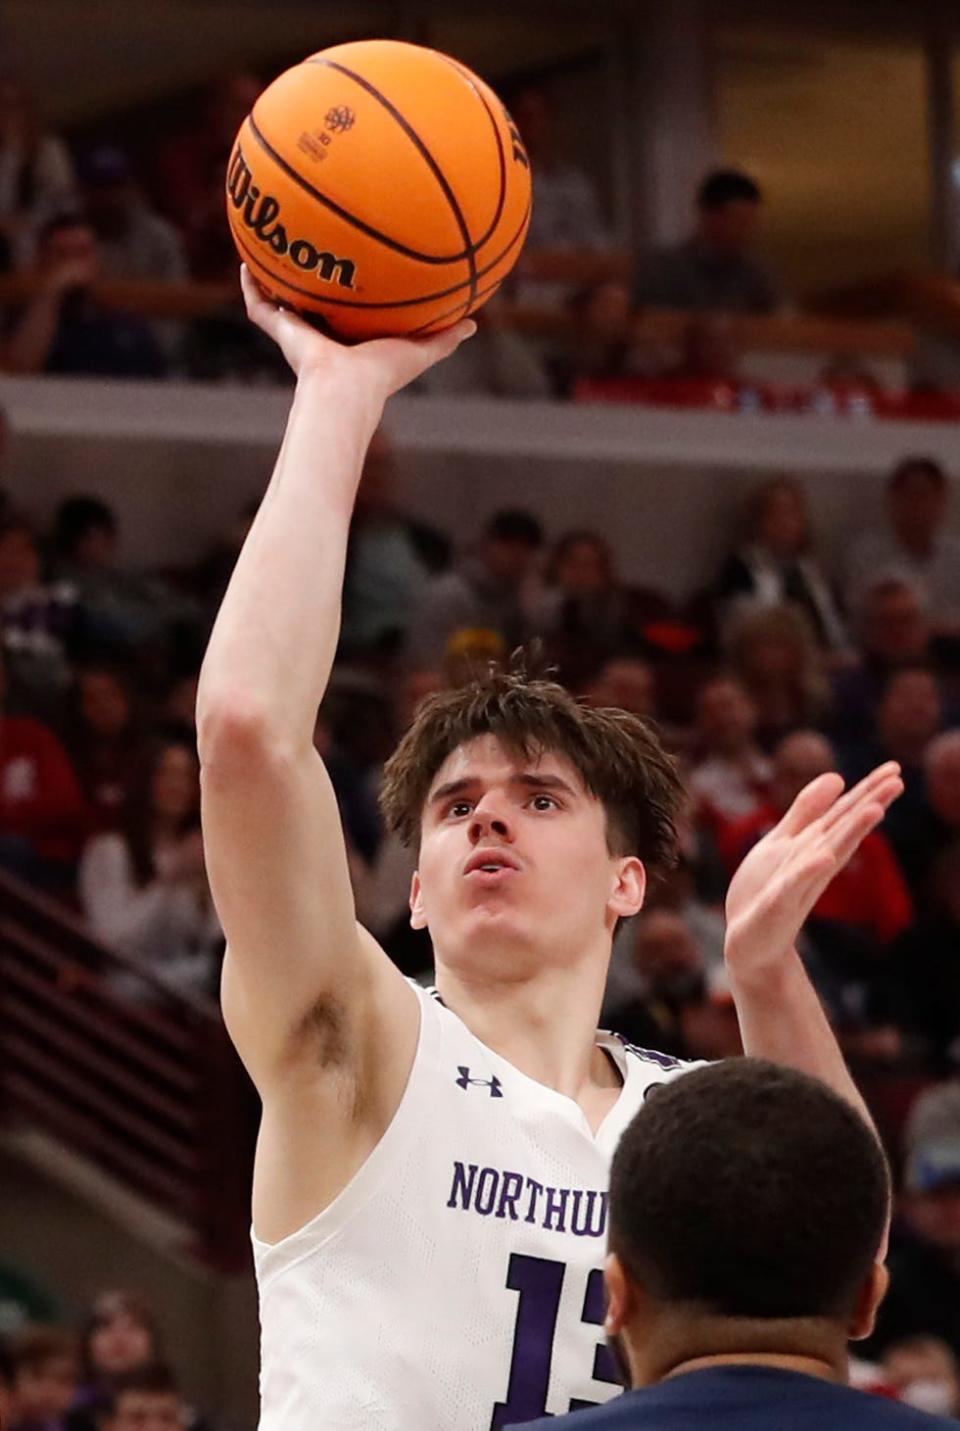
[0,872,256,1273]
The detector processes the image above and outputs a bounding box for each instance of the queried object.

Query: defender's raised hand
[724,761,904,973]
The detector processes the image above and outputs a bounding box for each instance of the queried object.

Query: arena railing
[0,870,255,1273]
[0,273,928,358]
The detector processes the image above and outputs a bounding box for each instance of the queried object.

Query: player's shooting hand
[240,264,475,396]
[723,761,904,976]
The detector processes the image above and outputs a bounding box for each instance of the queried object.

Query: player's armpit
[200,722,418,1099]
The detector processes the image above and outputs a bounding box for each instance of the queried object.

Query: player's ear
[409,870,427,930]
[848,1261,890,1341]
[603,1250,634,1337]
[609,856,645,921]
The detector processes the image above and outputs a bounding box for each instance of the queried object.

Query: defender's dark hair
[380,662,683,870]
[609,1059,890,1320]
[697,169,763,210]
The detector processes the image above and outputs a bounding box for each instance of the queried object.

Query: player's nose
[468,803,513,843]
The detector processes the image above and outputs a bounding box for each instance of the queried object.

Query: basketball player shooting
[196,267,903,1430]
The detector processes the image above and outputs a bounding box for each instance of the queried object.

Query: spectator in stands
[603,908,740,1062]
[840,667,943,858]
[1,214,165,378]
[885,843,960,1073]
[78,148,186,286]
[688,676,772,843]
[557,281,635,395]
[882,1338,960,1419]
[632,169,782,315]
[845,459,960,637]
[887,731,960,900]
[830,579,935,744]
[0,510,79,718]
[0,75,75,270]
[725,603,828,748]
[714,478,847,651]
[407,508,543,667]
[722,729,912,956]
[63,665,144,832]
[95,1363,190,1431]
[78,739,221,1000]
[508,84,610,308]
[8,1325,78,1431]
[531,530,629,685]
[340,430,447,662]
[49,496,172,659]
[581,656,656,720]
[0,642,87,891]
[413,296,550,399]
[865,1082,960,1363]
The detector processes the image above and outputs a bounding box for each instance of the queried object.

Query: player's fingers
[240,263,282,333]
[821,797,888,869]
[774,771,845,837]
[817,761,901,835]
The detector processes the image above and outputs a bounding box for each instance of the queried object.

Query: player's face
[411,735,644,974]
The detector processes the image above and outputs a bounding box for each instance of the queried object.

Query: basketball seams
[310,57,479,307]
[230,195,530,313]
[430,53,507,256]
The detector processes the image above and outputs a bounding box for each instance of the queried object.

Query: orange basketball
[225,39,533,341]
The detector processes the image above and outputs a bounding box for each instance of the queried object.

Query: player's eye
[529,794,559,811]
[448,801,475,818]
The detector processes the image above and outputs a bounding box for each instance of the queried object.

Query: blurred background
[4,0,960,1426]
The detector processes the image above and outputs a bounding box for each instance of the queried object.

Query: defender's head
[380,663,683,979]
[604,1059,890,1384]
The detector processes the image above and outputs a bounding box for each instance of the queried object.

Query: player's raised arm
[197,267,473,1093]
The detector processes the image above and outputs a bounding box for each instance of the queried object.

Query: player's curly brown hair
[380,664,684,871]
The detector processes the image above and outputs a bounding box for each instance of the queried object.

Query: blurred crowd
[3,67,955,409]
[4,420,960,1408]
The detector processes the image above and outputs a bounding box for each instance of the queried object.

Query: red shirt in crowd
[722,803,913,947]
[0,716,88,863]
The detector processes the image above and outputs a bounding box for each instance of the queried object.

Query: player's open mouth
[464,850,521,878]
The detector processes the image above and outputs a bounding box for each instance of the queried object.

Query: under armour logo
[456,1066,503,1097]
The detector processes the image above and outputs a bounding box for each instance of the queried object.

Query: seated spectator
[725,603,828,748]
[632,169,783,315]
[0,643,87,892]
[69,1290,214,1431]
[865,1082,960,1363]
[845,459,960,638]
[95,1363,192,1431]
[340,430,447,663]
[688,676,772,843]
[508,84,611,308]
[831,579,936,744]
[407,508,543,668]
[1,214,165,378]
[413,297,550,399]
[603,908,740,1062]
[885,843,960,1072]
[0,75,76,269]
[558,281,635,394]
[723,730,912,958]
[0,510,79,719]
[49,496,176,659]
[714,478,847,651]
[8,1325,78,1431]
[888,731,960,899]
[581,657,656,720]
[63,665,145,832]
[530,530,629,684]
[840,667,943,858]
[78,147,186,285]
[78,739,221,1001]
[882,1338,960,1419]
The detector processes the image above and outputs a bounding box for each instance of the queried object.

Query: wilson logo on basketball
[227,148,357,290]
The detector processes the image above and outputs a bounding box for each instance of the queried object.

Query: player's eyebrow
[427,772,579,807]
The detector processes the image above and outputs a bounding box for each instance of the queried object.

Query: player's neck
[625,1311,848,1389]
[436,955,619,1113]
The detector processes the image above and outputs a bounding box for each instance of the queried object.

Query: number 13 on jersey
[492,1253,622,1427]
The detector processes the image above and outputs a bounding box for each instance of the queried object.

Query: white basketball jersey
[253,982,698,1430]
